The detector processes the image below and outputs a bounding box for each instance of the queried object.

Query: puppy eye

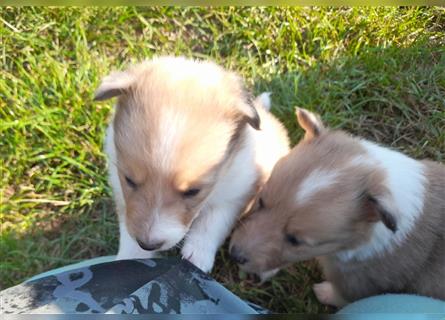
[285,234,301,246]
[182,188,200,198]
[258,197,265,209]
[125,176,137,189]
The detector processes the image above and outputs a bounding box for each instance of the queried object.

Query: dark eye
[285,234,301,246]
[125,176,137,189]
[258,197,265,209]
[182,188,200,198]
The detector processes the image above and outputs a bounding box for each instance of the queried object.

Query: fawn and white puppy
[95,57,290,272]
[230,108,445,306]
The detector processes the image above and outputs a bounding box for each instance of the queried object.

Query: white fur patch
[251,106,289,177]
[313,281,347,307]
[296,169,340,204]
[259,268,280,283]
[116,221,155,260]
[255,92,271,111]
[154,107,187,171]
[104,123,124,212]
[147,212,188,251]
[338,139,426,261]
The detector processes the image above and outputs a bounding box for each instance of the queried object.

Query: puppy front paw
[181,243,215,273]
[313,281,347,307]
[258,268,280,283]
[116,249,156,260]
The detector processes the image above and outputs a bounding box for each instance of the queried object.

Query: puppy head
[96,56,260,251]
[229,108,397,277]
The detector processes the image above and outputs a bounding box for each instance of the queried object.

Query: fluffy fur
[97,57,290,272]
[229,107,445,306]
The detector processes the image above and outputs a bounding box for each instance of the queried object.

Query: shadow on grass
[0,198,119,290]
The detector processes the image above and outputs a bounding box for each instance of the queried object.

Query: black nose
[230,246,248,265]
[136,239,164,251]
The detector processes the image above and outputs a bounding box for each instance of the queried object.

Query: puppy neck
[337,139,426,262]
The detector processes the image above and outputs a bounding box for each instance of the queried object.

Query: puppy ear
[295,107,324,140]
[364,195,398,233]
[94,71,135,101]
[238,92,261,130]
[253,92,272,112]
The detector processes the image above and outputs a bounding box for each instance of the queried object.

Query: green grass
[1,7,444,313]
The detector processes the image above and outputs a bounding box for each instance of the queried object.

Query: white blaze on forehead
[296,169,340,204]
[153,107,188,170]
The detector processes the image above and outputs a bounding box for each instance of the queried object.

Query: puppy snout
[136,239,164,251]
[230,246,248,265]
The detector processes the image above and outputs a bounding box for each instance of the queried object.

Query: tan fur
[230,108,445,305]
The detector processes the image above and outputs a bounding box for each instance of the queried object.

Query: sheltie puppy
[230,107,444,306]
[95,56,290,272]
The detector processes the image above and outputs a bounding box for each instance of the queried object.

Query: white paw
[258,268,280,283]
[313,281,338,306]
[116,249,156,260]
[181,243,215,273]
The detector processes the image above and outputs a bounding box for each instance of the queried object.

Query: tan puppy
[95,57,289,272]
[230,108,445,306]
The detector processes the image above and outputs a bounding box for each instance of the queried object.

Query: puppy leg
[313,281,348,308]
[182,203,239,273]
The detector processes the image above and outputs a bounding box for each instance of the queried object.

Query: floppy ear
[94,71,136,101]
[241,98,261,130]
[238,97,260,130]
[295,107,324,140]
[364,195,398,233]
